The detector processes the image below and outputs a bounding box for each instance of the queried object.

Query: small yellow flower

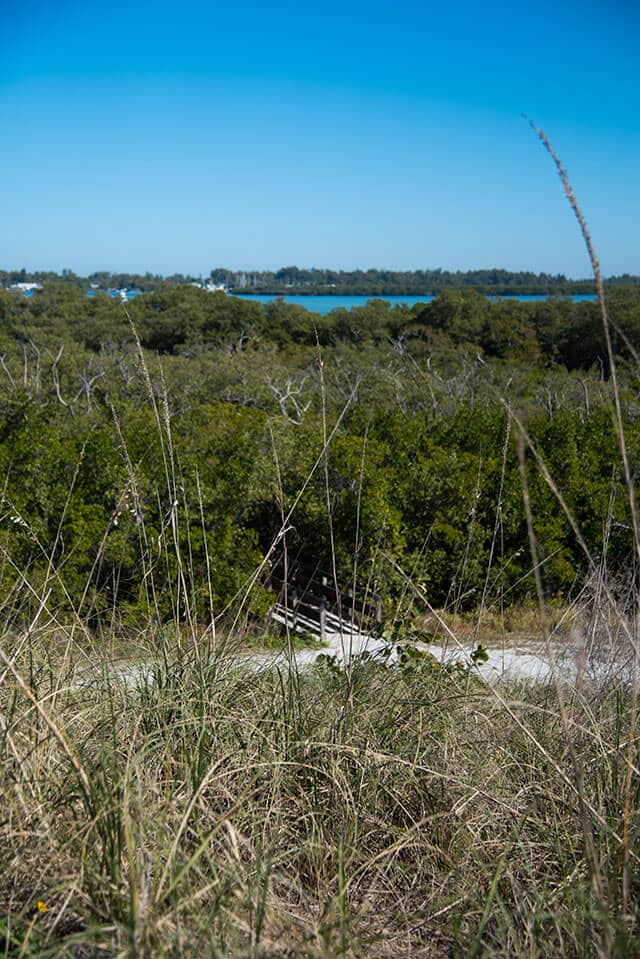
[36,901,48,914]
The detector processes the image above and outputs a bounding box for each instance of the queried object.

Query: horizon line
[4,265,640,282]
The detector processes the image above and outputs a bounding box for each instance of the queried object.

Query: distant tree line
[3,266,639,296]
[0,268,201,293]
[210,266,640,296]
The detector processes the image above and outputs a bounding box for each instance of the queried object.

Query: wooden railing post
[320,575,328,643]
[291,588,298,634]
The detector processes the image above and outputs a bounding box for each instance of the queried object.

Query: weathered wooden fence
[268,557,382,642]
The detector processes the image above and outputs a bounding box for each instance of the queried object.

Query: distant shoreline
[234,287,597,298]
[4,267,638,299]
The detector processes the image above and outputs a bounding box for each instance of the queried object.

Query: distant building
[8,282,42,292]
[191,281,228,293]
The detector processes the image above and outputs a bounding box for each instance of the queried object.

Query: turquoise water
[236,293,597,315]
[84,289,141,299]
[76,290,597,312]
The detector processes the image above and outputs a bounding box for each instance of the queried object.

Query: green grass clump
[244,627,329,652]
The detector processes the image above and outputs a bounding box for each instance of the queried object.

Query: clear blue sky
[1,0,638,277]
